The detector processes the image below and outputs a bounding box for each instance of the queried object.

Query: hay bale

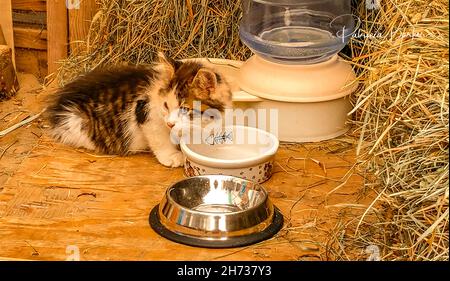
[330,0,449,260]
[57,0,251,84]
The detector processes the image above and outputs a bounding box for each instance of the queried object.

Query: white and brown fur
[46,53,232,167]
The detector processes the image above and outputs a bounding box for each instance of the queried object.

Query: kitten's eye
[180,107,189,114]
[164,102,169,110]
[203,111,216,120]
[178,106,191,117]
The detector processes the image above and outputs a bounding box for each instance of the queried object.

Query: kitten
[46,53,232,167]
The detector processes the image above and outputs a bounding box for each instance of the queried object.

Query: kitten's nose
[167,122,175,128]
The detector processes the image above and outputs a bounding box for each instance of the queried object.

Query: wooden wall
[8,0,98,81]
[46,0,68,75]
[12,0,48,80]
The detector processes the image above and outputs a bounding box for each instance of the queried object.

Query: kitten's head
[155,53,232,129]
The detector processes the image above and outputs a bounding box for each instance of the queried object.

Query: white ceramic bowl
[180,125,279,183]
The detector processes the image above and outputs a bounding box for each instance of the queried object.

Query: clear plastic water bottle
[239,0,355,64]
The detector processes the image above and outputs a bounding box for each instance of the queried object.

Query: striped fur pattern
[46,54,232,167]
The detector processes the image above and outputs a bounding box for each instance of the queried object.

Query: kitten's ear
[157,52,174,65]
[157,52,174,77]
[157,52,182,77]
[192,68,217,99]
[157,52,169,64]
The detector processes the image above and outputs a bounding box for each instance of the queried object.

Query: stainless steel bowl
[149,175,283,248]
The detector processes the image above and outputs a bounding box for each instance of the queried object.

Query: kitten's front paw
[157,151,184,168]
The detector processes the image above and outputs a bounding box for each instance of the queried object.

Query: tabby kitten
[47,53,232,167]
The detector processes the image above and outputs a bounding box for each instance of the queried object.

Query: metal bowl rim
[162,175,271,216]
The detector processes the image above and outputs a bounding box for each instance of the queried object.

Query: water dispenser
[233,0,358,142]
[239,0,355,64]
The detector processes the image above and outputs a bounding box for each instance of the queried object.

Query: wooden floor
[0,74,371,261]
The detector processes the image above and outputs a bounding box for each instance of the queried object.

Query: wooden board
[0,0,16,69]
[46,0,68,74]
[69,0,98,55]
[12,0,47,12]
[13,26,47,50]
[0,144,368,260]
[0,25,6,45]
[13,11,47,26]
[0,82,373,260]
[15,48,47,80]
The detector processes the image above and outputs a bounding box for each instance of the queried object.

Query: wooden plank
[0,83,369,261]
[0,136,366,260]
[15,48,47,79]
[0,0,16,69]
[0,24,6,45]
[69,0,98,55]
[12,0,47,12]
[0,133,368,260]
[13,27,47,50]
[46,0,68,74]
[13,11,47,26]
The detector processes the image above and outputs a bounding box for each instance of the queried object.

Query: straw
[329,0,449,261]
[57,0,252,84]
